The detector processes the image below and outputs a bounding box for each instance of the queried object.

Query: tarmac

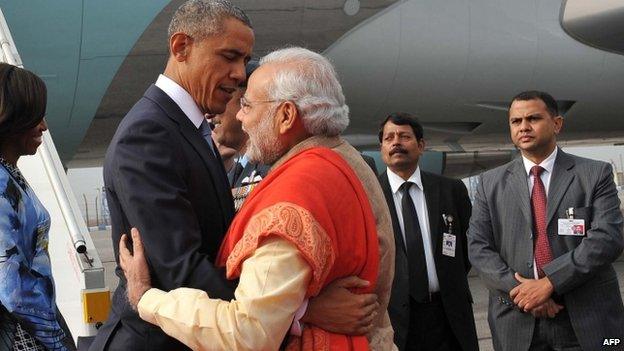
[91,231,624,350]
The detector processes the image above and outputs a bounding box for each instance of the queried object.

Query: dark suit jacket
[380,170,478,351]
[468,150,624,351]
[90,85,236,351]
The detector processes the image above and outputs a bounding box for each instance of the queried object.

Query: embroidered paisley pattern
[286,327,330,351]
[226,202,335,296]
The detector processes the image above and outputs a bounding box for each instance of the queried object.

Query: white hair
[259,47,350,136]
[168,0,251,41]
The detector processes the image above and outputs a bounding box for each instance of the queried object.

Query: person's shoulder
[290,147,337,170]
[421,170,457,183]
[564,152,610,170]
[480,159,515,181]
[112,99,175,144]
[284,147,349,182]
[559,153,614,187]
[105,103,180,168]
[122,96,171,128]
[422,171,468,193]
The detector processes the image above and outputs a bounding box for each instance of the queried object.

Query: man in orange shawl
[119,47,396,350]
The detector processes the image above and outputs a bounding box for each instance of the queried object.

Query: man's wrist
[541,276,554,295]
[129,283,151,310]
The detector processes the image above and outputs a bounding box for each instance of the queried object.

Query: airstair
[1,7,110,347]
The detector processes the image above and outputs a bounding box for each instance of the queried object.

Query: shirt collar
[522,147,558,176]
[239,154,249,168]
[387,166,423,195]
[155,74,205,129]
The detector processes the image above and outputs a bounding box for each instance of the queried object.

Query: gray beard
[245,116,285,165]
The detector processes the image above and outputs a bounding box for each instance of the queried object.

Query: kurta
[138,144,380,350]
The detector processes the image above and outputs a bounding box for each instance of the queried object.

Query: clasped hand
[510,273,563,318]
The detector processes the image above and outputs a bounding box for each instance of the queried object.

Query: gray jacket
[468,149,624,351]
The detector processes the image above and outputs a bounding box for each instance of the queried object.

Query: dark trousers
[529,309,581,351]
[406,294,462,351]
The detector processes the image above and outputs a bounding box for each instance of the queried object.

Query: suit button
[402,303,408,308]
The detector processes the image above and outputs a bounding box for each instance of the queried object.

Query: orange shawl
[217,147,379,350]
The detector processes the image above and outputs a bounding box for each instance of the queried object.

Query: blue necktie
[199,119,217,156]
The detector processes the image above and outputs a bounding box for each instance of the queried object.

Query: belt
[412,291,442,304]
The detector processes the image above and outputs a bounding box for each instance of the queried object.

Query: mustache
[389,147,408,156]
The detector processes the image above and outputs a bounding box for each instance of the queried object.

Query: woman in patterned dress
[0,63,75,350]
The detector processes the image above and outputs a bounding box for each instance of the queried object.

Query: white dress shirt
[522,147,557,196]
[155,74,205,129]
[521,147,558,279]
[387,167,440,293]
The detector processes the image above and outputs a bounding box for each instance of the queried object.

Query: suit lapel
[546,150,575,226]
[507,158,533,225]
[144,85,234,222]
[421,172,441,254]
[379,171,407,254]
[179,123,234,216]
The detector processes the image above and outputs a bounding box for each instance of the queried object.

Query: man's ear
[553,115,564,135]
[417,137,426,151]
[170,33,193,62]
[277,101,300,135]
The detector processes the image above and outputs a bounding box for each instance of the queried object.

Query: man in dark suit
[379,112,478,351]
[92,2,379,349]
[468,91,624,351]
[90,2,254,350]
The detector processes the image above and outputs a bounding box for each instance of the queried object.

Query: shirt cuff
[137,288,167,325]
[289,298,308,336]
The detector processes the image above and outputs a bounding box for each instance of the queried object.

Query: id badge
[558,218,585,236]
[442,233,456,257]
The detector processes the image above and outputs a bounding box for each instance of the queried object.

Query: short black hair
[378,112,423,142]
[0,63,47,143]
[510,90,559,116]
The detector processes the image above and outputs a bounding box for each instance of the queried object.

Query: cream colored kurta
[139,237,310,351]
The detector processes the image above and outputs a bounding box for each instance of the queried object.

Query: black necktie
[400,181,430,302]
